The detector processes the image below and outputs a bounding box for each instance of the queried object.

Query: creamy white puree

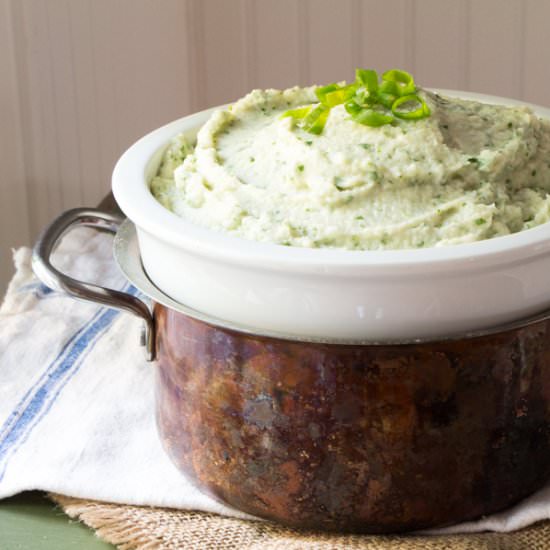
[151,87,550,250]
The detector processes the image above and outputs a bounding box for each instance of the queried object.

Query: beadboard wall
[2,0,550,294]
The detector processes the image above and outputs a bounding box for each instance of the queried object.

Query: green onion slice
[315,83,340,105]
[391,94,431,119]
[352,109,394,127]
[378,92,397,109]
[302,104,330,134]
[323,84,357,107]
[344,100,363,116]
[354,86,378,105]
[280,106,312,120]
[356,69,379,93]
[280,103,331,135]
[382,69,416,96]
[281,68,430,134]
[379,80,400,97]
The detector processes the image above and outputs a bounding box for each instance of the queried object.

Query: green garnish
[282,104,330,135]
[281,68,430,134]
[316,83,357,107]
[315,83,340,104]
[302,104,330,135]
[391,94,431,120]
[356,68,379,93]
[378,92,398,109]
[281,106,312,120]
[382,69,416,96]
[344,99,363,116]
[475,218,486,225]
[351,108,393,127]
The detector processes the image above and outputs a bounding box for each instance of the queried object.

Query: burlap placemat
[50,494,550,550]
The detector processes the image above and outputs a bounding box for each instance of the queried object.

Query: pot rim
[112,89,550,275]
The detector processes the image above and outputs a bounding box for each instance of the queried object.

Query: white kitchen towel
[1,226,550,535]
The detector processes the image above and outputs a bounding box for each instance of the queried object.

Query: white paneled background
[2,0,550,294]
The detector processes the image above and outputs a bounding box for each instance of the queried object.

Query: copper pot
[155,304,550,533]
[32,209,550,533]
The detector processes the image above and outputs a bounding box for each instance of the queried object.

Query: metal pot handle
[31,207,155,361]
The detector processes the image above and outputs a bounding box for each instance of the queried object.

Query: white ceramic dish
[112,90,550,340]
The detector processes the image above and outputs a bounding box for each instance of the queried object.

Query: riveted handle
[31,207,155,361]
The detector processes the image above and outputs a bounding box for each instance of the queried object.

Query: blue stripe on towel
[0,284,140,482]
[0,307,105,442]
[17,282,55,298]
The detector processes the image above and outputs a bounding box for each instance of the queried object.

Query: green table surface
[0,492,114,549]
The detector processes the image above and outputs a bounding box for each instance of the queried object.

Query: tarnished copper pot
[155,304,550,533]
[32,210,550,534]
